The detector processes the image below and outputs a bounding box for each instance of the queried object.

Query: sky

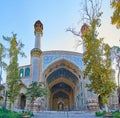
[0,0,120,82]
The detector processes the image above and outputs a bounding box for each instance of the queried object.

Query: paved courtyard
[33,111,102,118]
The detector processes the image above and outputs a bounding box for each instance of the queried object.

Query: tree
[0,43,7,84]
[81,0,116,111]
[111,0,120,29]
[67,0,116,111]
[25,81,49,110]
[3,33,26,109]
[111,46,120,108]
[83,33,116,111]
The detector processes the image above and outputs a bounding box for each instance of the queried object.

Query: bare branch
[66,28,81,37]
[82,0,102,25]
[84,0,92,22]
[89,0,95,20]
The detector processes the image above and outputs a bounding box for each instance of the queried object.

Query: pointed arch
[19,93,26,109]
[43,58,82,81]
[43,58,82,110]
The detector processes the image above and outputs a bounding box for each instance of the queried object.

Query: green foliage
[95,111,120,117]
[95,111,106,117]
[3,33,26,108]
[0,108,21,118]
[111,0,120,29]
[0,108,33,118]
[0,43,7,74]
[26,81,49,104]
[113,112,120,118]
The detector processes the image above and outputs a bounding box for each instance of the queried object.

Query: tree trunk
[118,64,120,87]
[31,102,34,111]
[104,104,108,112]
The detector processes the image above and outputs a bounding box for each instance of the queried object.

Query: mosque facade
[9,20,118,111]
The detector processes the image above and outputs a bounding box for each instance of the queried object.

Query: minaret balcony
[31,48,42,57]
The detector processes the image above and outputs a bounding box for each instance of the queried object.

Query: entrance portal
[52,91,69,110]
[50,82,74,110]
[58,101,64,111]
[44,59,80,111]
[20,94,26,109]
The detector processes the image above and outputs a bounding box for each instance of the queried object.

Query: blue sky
[0,0,120,82]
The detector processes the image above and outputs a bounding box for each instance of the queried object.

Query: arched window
[25,67,30,77]
[20,69,24,77]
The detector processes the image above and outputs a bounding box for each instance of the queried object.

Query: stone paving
[33,111,102,118]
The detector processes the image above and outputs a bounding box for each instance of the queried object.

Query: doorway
[20,94,26,109]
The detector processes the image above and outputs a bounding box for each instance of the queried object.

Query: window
[20,69,24,77]
[25,67,30,76]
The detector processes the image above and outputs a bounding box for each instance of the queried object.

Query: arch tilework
[42,55,83,71]
[51,82,71,93]
[47,68,78,85]
[53,91,69,99]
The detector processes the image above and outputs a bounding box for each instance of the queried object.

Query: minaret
[80,23,89,106]
[31,20,43,82]
[81,23,89,53]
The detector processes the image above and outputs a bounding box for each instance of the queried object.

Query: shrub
[0,108,21,118]
[0,108,34,118]
[95,111,106,117]
[113,112,120,118]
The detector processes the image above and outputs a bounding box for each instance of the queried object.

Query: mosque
[0,20,118,111]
